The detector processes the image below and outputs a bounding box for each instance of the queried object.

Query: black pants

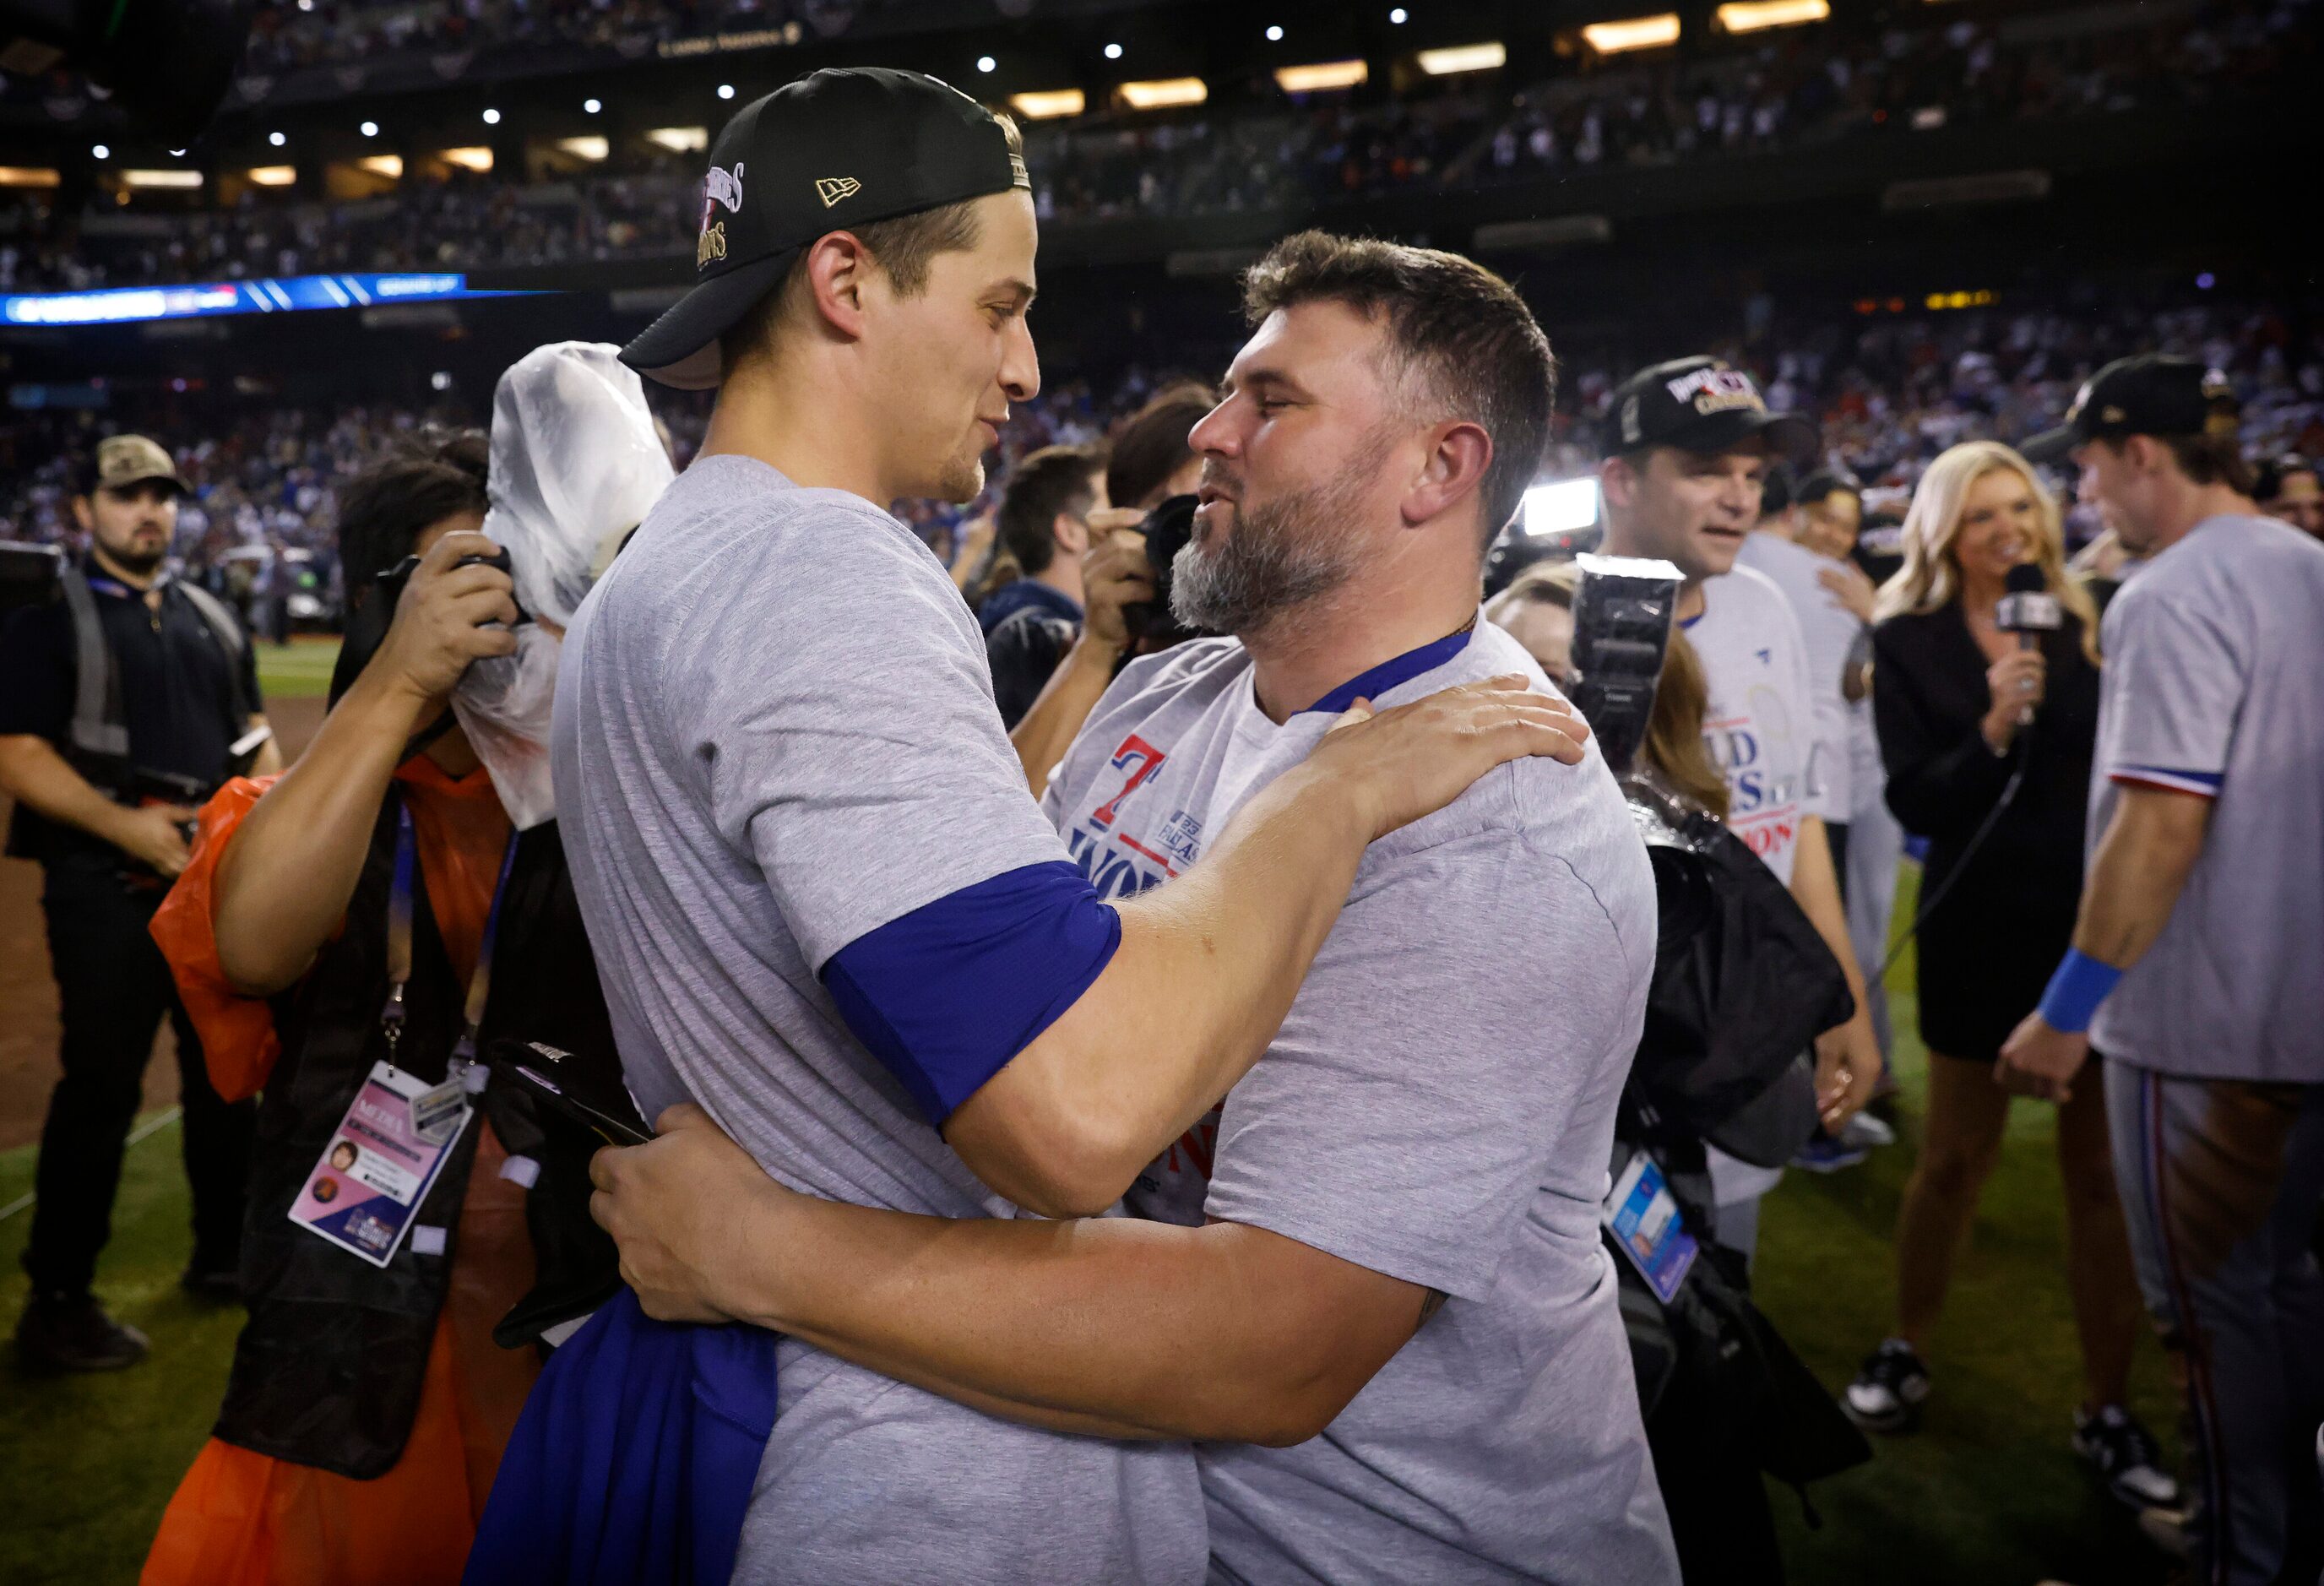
[21,861,256,1297]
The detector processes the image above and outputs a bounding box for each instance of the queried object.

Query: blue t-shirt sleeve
[822,860,1122,1127]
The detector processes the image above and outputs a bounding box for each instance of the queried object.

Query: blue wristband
[2036,949,2123,1035]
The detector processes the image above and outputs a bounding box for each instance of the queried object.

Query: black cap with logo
[621,66,1030,390]
[2020,353,2237,463]
[1600,356,1819,464]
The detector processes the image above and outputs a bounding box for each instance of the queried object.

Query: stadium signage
[0,273,520,327]
[655,22,803,58]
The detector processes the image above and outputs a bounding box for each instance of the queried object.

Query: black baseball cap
[1602,356,1819,464]
[2020,354,2237,463]
[621,67,1030,390]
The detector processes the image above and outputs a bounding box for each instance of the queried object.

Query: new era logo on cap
[815,177,861,208]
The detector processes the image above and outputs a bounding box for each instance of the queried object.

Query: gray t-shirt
[2088,513,2324,1084]
[552,454,1206,1585]
[1043,622,1678,1585]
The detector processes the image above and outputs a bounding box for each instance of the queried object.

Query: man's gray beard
[1169,473,1368,638]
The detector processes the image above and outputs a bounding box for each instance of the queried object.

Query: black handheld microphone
[1995,562,2061,724]
[1995,562,2061,653]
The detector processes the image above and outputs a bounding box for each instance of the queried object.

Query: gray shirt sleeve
[681,502,1074,970]
[2098,586,2243,794]
[1202,825,1637,1301]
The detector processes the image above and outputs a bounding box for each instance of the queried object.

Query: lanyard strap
[381,803,520,1070]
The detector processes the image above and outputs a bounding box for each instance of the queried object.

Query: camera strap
[381,803,520,1079]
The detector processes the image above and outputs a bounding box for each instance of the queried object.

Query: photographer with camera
[2,434,280,1372]
[980,443,1126,727]
[139,345,661,1586]
[1003,382,1214,789]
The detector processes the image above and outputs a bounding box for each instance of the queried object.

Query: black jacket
[216,792,639,1479]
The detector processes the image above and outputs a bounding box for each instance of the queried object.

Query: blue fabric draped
[464,1289,779,1586]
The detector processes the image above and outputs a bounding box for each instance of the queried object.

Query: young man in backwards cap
[545,70,1583,1583]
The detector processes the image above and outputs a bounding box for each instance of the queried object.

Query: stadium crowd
[2,0,2310,292]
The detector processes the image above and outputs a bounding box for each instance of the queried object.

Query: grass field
[254,637,341,701]
[0,865,2182,1585]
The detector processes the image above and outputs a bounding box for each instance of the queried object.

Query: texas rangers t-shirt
[1681,563,1830,886]
[2088,513,2324,1083]
[1041,621,1678,1585]
[553,454,1205,1585]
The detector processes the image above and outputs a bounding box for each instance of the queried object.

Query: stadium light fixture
[1714,0,1827,32]
[1009,89,1087,120]
[1275,59,1368,93]
[92,144,110,160]
[1266,25,1284,41]
[644,126,709,153]
[557,136,611,162]
[358,155,405,179]
[1116,77,1208,110]
[0,166,62,188]
[121,169,204,188]
[1104,42,1123,59]
[481,107,502,125]
[438,146,495,173]
[1390,8,1408,21]
[976,55,996,73]
[717,83,736,99]
[1415,41,1507,74]
[584,98,602,114]
[360,121,378,138]
[269,131,286,147]
[432,372,453,391]
[246,165,296,186]
[1522,478,1602,537]
[1581,14,1681,52]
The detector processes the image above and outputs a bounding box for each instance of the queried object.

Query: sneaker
[2075,1404,2183,1510]
[13,1290,149,1371]
[1843,1338,1930,1431]
[1792,1132,1871,1174]
[1840,1111,1896,1150]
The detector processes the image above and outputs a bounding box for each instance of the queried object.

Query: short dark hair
[2113,432,2256,496]
[996,444,1104,574]
[334,428,490,601]
[720,116,1024,374]
[2255,454,2316,502]
[1797,468,1861,506]
[1106,381,1217,511]
[1240,231,1555,544]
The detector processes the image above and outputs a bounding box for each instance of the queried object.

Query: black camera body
[1567,554,1684,777]
[327,546,528,709]
[1121,493,1201,646]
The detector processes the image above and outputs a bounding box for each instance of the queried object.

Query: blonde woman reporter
[1841,442,2175,1511]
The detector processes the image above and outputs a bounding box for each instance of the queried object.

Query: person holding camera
[1843,439,2176,1509]
[0,434,280,1372]
[980,443,1131,727]
[138,414,644,1586]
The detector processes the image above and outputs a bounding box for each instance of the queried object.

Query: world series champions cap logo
[699,161,745,269]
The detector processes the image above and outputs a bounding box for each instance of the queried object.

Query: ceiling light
[168,148,185,156]
[1266,24,1284,40]
[1714,0,1827,31]
[1116,76,1208,109]
[644,125,709,152]
[438,145,494,172]
[557,135,611,161]
[1009,88,1087,120]
[246,165,296,186]
[357,154,404,178]
[717,83,735,99]
[1104,42,1123,59]
[977,55,996,73]
[1275,59,1368,92]
[1389,6,1408,19]
[1415,41,1506,73]
[0,166,61,188]
[584,98,602,114]
[269,131,286,147]
[1581,14,1681,52]
[91,143,110,159]
[481,107,501,124]
[122,169,204,188]
[360,121,378,138]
